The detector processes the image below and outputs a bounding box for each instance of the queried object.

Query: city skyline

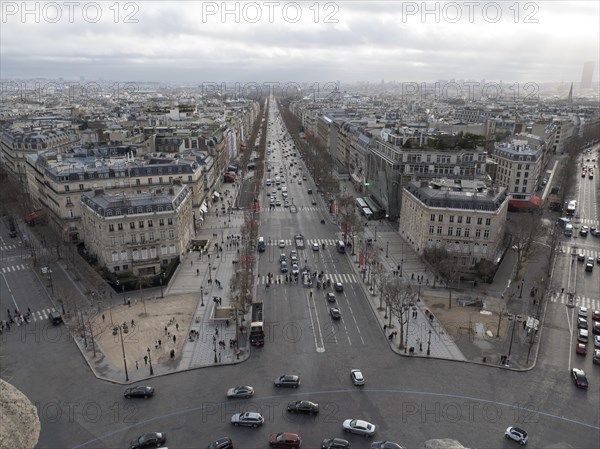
[1,1,599,84]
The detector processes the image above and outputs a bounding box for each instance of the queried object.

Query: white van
[336,240,346,253]
[266,179,272,187]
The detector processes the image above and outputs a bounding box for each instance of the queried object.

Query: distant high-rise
[580,61,594,89]
[567,82,573,107]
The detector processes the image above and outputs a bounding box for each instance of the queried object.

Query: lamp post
[374,226,377,242]
[405,304,410,353]
[507,315,517,366]
[386,241,389,258]
[113,324,129,381]
[159,276,164,299]
[147,347,154,375]
[213,335,218,363]
[519,280,524,298]
[208,262,212,282]
[201,286,204,306]
[122,285,126,305]
[221,229,224,244]
[400,258,404,277]
[427,330,431,356]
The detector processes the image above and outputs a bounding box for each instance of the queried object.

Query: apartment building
[80,183,193,276]
[400,179,508,268]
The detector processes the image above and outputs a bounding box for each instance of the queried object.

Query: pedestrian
[176,323,179,331]
[219,297,222,305]
[144,355,148,365]
[102,314,105,322]
[226,319,230,327]
[215,327,219,336]
[173,335,177,344]
[136,361,139,369]
[158,339,162,346]
[165,326,168,335]
[411,273,414,280]
[131,319,135,327]
[28,307,31,315]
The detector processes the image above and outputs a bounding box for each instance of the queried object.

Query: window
[515,179,520,185]
[447,227,453,236]
[131,234,136,243]
[437,226,442,235]
[485,218,491,226]
[149,231,154,241]
[138,221,144,228]
[112,251,119,262]
[130,222,135,229]
[66,197,72,205]
[168,229,175,239]
[438,214,443,222]
[123,264,129,271]
[167,218,173,225]
[148,178,152,184]
[477,218,482,225]
[159,219,165,226]
[475,229,481,238]
[429,225,434,234]
[113,266,120,272]
[522,187,527,193]
[517,172,521,178]
[110,237,115,246]
[136,179,141,185]
[449,216,454,223]
[79,184,84,191]
[456,228,462,237]
[430,214,435,221]
[464,228,470,237]
[524,172,529,178]
[140,233,145,243]
[457,216,463,223]
[64,185,70,192]
[159,177,163,184]
[484,230,490,239]
[148,219,153,227]
[118,223,123,231]
[160,230,166,240]
[466,217,471,224]
[109,224,114,232]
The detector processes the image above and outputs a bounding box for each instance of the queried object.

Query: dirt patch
[91,294,199,368]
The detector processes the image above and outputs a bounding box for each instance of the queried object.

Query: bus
[363,197,386,220]
[356,198,368,210]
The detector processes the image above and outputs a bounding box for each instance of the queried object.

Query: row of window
[429,214,492,226]
[110,244,176,262]
[427,239,489,254]
[64,175,195,192]
[109,230,175,244]
[108,218,173,232]
[428,226,490,239]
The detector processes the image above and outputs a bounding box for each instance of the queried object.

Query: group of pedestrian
[388,331,398,340]
[5,308,31,326]
[188,329,200,341]
[213,297,222,305]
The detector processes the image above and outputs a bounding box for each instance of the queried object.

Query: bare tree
[506,212,544,279]
[383,277,416,349]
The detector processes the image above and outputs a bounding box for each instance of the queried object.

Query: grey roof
[405,180,508,212]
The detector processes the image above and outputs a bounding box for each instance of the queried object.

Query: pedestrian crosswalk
[0,244,19,251]
[577,218,600,227]
[265,239,340,247]
[567,248,599,259]
[1,264,28,274]
[263,206,321,212]
[551,293,598,310]
[31,308,58,322]
[256,273,357,285]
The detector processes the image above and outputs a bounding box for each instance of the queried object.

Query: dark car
[48,310,63,325]
[372,442,404,449]
[330,307,341,320]
[269,432,301,448]
[129,432,166,449]
[592,310,600,321]
[287,400,319,415]
[592,321,600,335]
[207,437,233,449]
[326,292,336,302]
[578,317,588,329]
[571,368,589,389]
[274,375,300,388]
[321,438,350,449]
[124,386,155,398]
[334,282,343,292]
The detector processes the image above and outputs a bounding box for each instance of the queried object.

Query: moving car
[274,375,300,388]
[231,412,264,427]
[287,400,319,414]
[571,368,589,389]
[311,199,317,205]
[312,243,320,251]
[334,282,343,292]
[342,419,376,437]
[291,264,299,275]
[505,426,528,445]
[269,433,301,448]
[280,261,288,273]
[330,307,341,320]
[124,386,155,398]
[279,240,286,248]
[321,438,350,449]
[48,311,63,325]
[129,432,166,449]
[351,369,365,386]
[326,292,336,302]
[227,386,255,398]
[577,253,585,262]
[207,437,233,449]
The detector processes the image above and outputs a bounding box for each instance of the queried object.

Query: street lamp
[201,286,204,306]
[122,285,126,305]
[208,262,212,282]
[427,330,431,356]
[519,280,524,298]
[405,305,410,353]
[159,276,164,299]
[147,347,154,375]
[213,335,218,363]
[113,324,129,381]
[374,226,377,242]
[386,241,389,258]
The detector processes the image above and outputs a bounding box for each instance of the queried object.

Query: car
[312,243,319,251]
[291,264,299,275]
[351,369,365,386]
[580,226,589,236]
[289,249,297,258]
[598,256,600,264]
[578,329,589,343]
[298,181,302,185]
[592,310,600,321]
[48,310,63,325]
[269,433,301,448]
[207,437,233,449]
[284,202,289,208]
[307,189,313,194]
[280,261,288,273]
[326,292,336,302]
[280,253,287,262]
[577,253,585,262]
[303,176,307,180]
[321,438,350,449]
[227,386,255,398]
[578,317,588,329]
[593,321,600,335]
[312,199,317,205]
[231,412,264,427]
[124,386,155,399]
[595,335,600,348]
[586,262,594,272]
[579,307,588,317]
[587,257,594,265]
[276,200,282,206]
[287,400,319,414]
[343,419,376,437]
[290,255,298,264]
[330,307,341,320]
[505,426,528,445]
[279,240,286,248]
[576,343,587,355]
[130,432,166,449]
[9,229,17,238]
[371,442,404,449]
[274,375,300,388]
[571,368,589,389]
[334,282,343,292]
[594,350,600,365]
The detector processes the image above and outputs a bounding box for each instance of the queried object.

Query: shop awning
[213,191,220,198]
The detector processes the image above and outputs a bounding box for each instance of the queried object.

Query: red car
[270,433,301,448]
[576,343,587,355]
[592,310,600,322]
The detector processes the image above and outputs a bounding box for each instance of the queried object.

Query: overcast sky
[1,1,598,84]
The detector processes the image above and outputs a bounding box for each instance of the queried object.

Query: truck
[548,186,561,211]
[250,301,264,347]
[294,234,305,250]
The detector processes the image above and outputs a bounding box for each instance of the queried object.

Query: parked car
[505,426,528,445]
[578,317,588,329]
[227,386,255,398]
[269,433,301,448]
[593,321,600,335]
[231,412,264,427]
[351,369,365,386]
[129,432,166,449]
[595,335,600,348]
[124,386,155,399]
[287,400,319,415]
[321,438,350,449]
[579,307,588,317]
[578,328,589,343]
[576,343,587,355]
[594,350,600,365]
[571,368,589,389]
[592,310,600,321]
[342,419,376,437]
[207,437,233,449]
[274,375,300,388]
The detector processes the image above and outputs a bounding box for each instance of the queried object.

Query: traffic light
[364,180,370,187]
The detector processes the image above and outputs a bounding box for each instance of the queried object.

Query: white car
[595,335,600,348]
[342,419,376,437]
[351,369,365,386]
[505,426,528,445]
[312,243,320,251]
[579,307,588,317]
[279,240,286,248]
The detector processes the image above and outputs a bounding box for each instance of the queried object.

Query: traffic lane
[1,266,51,317]
[538,302,580,372]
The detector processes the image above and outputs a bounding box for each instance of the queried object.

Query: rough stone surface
[0,379,40,449]
[424,439,466,449]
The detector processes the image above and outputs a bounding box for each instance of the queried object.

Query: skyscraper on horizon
[580,61,594,89]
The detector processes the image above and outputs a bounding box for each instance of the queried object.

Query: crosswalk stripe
[551,293,598,309]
